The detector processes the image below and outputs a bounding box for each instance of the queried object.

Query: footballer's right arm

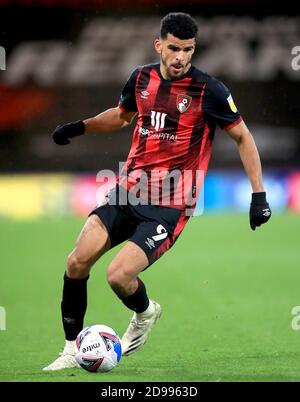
[51,106,136,145]
[52,67,139,145]
[84,107,137,133]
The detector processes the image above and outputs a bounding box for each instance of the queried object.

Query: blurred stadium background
[1,0,300,383]
[0,0,299,218]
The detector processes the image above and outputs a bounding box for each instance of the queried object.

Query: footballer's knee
[67,250,91,279]
[106,261,137,297]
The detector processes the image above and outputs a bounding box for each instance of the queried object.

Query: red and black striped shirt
[118,63,242,211]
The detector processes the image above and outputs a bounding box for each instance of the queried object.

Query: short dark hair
[160,12,198,40]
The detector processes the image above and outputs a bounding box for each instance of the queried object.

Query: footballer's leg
[107,240,161,357]
[113,207,189,357]
[43,215,111,371]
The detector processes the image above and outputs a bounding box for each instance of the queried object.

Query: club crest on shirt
[176,94,192,113]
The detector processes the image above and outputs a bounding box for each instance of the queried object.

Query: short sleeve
[118,68,139,112]
[203,78,242,130]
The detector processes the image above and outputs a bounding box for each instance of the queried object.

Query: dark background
[0,0,299,173]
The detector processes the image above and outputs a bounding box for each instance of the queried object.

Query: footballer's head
[155,12,198,80]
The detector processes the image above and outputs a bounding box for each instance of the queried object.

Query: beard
[161,53,190,80]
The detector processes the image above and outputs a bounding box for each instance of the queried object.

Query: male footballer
[43,12,271,370]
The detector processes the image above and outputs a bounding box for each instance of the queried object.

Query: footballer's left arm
[225,119,271,230]
[225,120,264,193]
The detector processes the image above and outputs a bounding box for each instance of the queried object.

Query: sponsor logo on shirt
[151,110,167,131]
[138,126,177,142]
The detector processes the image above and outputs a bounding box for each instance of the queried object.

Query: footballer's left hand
[249,192,272,231]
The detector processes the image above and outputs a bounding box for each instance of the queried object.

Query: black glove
[52,120,85,145]
[249,192,271,231]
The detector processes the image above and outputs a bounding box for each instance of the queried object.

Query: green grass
[0,213,299,382]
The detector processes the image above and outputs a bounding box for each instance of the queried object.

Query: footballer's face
[154,33,196,80]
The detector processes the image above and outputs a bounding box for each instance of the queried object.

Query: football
[75,324,122,372]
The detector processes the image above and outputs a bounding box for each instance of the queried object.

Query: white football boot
[43,341,80,371]
[121,300,162,356]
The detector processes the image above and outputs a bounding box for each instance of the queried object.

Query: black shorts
[89,186,190,267]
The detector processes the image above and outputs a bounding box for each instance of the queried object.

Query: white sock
[65,340,76,354]
[137,299,155,319]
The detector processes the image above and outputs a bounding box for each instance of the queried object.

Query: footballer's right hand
[51,120,85,145]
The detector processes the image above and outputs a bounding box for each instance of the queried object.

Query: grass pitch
[0,213,299,382]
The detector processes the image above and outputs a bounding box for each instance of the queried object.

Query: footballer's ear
[154,38,162,54]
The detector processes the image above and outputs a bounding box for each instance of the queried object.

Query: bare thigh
[67,214,111,279]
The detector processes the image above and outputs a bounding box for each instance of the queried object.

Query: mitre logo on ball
[177,94,192,113]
